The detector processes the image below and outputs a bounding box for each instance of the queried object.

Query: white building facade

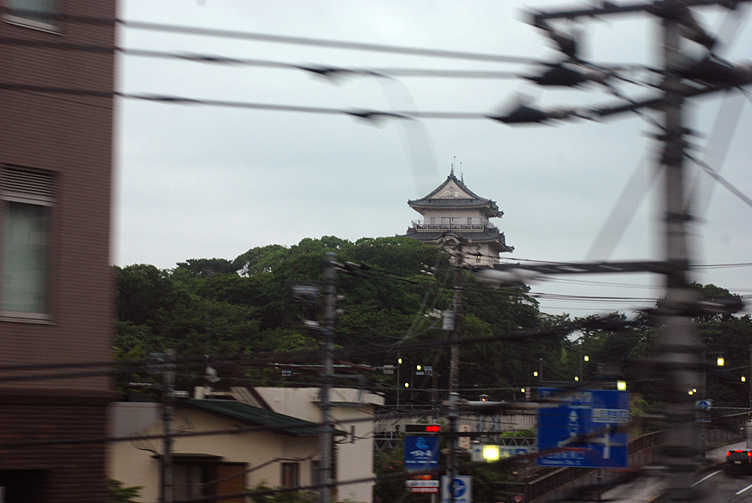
[255,387,383,503]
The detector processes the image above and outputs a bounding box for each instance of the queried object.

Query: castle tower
[403,169,513,266]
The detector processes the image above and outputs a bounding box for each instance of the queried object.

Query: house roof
[407,173,502,217]
[182,399,325,437]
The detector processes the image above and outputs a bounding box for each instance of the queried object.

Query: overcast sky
[114,1,752,317]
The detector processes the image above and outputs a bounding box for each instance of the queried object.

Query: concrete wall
[256,387,384,503]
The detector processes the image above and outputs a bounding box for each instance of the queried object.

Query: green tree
[107,479,142,503]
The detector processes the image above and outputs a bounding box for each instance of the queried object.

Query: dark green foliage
[246,482,315,503]
[568,294,752,407]
[107,479,142,503]
[113,238,750,408]
[373,446,417,503]
[113,236,550,400]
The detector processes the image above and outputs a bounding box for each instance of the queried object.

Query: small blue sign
[404,436,440,471]
[441,476,472,503]
[537,388,629,468]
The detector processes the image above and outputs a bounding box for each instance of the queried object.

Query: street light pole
[396,357,401,408]
[539,358,543,383]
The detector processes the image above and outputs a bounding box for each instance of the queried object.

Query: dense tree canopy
[113,237,751,407]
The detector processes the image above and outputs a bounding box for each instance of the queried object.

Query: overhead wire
[0,318,585,384]
[0,36,528,80]
[0,7,541,64]
[686,151,752,210]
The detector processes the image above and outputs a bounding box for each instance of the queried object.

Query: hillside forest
[113,236,751,409]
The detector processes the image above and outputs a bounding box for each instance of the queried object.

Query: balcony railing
[410,220,495,231]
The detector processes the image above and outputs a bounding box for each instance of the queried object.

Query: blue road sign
[404,436,440,471]
[537,388,629,468]
[441,476,472,503]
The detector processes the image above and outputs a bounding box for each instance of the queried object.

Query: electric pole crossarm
[492,260,671,275]
[531,0,752,25]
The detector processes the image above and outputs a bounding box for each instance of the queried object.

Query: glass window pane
[1,201,50,314]
[7,0,59,27]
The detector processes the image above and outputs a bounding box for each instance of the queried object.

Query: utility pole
[160,348,175,503]
[319,252,337,503]
[445,248,463,503]
[657,5,702,497]
[539,357,543,383]
[512,1,752,500]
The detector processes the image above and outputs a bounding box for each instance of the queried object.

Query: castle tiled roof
[407,173,502,217]
[403,227,513,253]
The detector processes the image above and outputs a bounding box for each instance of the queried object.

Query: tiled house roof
[182,399,328,437]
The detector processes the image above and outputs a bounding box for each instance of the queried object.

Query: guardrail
[503,431,662,503]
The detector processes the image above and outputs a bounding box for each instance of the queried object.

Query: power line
[0,8,542,64]
[687,151,752,210]
[119,20,540,65]
[0,37,529,80]
[1,76,743,124]
[0,82,484,119]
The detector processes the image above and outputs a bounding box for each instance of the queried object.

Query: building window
[5,0,60,31]
[173,459,245,503]
[174,463,209,499]
[1,166,55,318]
[281,462,300,488]
[311,445,337,489]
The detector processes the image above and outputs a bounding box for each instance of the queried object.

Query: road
[599,441,752,503]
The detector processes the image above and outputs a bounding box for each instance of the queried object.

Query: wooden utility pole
[160,349,175,503]
[319,253,337,503]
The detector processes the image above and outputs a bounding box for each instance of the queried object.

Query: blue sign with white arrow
[404,436,440,471]
[537,388,629,468]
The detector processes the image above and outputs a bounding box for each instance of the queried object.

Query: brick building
[0,1,116,501]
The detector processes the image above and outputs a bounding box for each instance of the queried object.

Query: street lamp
[579,353,589,382]
[483,445,500,462]
[702,351,725,398]
[539,358,544,382]
[396,357,402,408]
